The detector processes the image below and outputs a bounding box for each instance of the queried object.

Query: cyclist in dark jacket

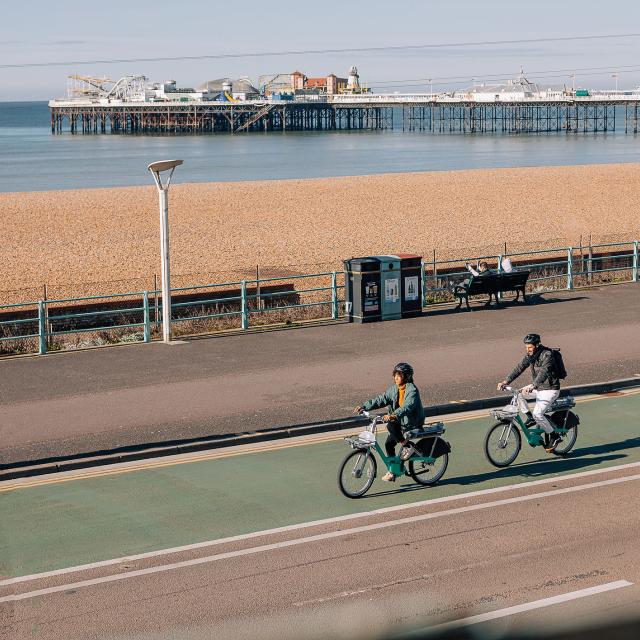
[498,333,562,452]
[356,362,425,482]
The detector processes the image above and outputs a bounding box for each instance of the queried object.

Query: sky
[2,0,640,101]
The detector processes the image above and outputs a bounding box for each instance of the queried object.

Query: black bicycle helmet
[523,333,541,345]
[392,362,414,382]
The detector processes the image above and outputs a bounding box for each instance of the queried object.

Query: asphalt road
[2,390,640,639]
[1,284,639,464]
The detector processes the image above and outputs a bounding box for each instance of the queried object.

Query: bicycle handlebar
[359,410,386,424]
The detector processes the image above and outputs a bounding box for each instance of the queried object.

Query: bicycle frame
[345,414,439,477]
[491,387,573,448]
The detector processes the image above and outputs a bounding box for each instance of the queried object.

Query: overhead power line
[2,32,640,69]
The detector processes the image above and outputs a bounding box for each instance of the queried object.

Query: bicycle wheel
[408,453,448,486]
[338,449,377,498]
[552,425,578,456]
[484,421,522,468]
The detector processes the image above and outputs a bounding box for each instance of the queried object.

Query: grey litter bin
[344,256,402,323]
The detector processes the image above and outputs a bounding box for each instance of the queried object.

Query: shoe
[381,471,396,482]
[545,432,562,453]
[399,444,416,461]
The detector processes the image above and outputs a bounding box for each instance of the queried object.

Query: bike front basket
[345,431,376,449]
[490,405,519,421]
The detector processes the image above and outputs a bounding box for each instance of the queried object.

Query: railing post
[331,271,338,320]
[633,240,638,283]
[241,279,249,330]
[567,247,574,290]
[143,291,151,343]
[153,273,159,331]
[497,254,503,300]
[38,300,47,355]
[256,265,262,311]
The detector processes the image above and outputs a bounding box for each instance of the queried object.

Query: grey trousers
[517,389,560,434]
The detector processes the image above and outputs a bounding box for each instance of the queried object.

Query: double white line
[3,462,640,604]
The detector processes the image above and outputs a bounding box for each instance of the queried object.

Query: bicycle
[484,386,580,468]
[337,411,451,498]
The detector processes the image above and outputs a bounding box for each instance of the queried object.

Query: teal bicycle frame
[491,386,576,447]
[345,413,442,476]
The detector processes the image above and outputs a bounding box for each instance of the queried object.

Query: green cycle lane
[1,392,639,579]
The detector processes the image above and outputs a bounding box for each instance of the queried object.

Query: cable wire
[2,32,640,69]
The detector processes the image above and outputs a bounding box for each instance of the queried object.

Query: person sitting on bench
[465,261,498,305]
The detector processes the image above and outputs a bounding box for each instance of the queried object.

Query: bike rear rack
[408,422,445,437]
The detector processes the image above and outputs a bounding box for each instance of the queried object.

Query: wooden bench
[453,271,530,310]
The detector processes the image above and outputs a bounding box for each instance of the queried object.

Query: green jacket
[362,383,425,431]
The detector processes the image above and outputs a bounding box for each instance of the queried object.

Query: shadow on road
[424,292,590,316]
[570,435,640,457]
[363,451,628,499]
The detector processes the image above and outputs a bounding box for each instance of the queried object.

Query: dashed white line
[402,580,633,636]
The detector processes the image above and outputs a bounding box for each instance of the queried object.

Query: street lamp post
[147,159,183,343]
[612,72,619,92]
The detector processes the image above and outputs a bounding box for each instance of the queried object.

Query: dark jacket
[506,345,560,390]
[362,383,425,431]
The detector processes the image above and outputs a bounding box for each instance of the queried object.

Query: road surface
[2,389,639,639]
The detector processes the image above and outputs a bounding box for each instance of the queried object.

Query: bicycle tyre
[338,449,377,498]
[408,453,449,486]
[552,425,578,456]
[484,421,522,468]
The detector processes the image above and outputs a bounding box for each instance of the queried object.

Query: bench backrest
[467,270,529,294]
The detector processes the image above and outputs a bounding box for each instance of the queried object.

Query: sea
[1,101,639,192]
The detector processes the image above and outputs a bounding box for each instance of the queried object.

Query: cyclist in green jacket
[356,362,425,482]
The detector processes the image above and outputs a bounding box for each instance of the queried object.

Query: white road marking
[2,472,640,603]
[405,580,633,636]
[3,460,640,588]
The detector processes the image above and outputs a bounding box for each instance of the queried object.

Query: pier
[49,71,640,135]
[49,98,640,135]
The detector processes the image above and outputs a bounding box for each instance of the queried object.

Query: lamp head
[147,159,183,173]
[148,159,183,190]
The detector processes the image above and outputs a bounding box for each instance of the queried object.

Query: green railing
[0,272,344,355]
[0,240,637,356]
[422,240,638,300]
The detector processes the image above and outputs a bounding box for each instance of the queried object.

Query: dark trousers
[385,421,405,457]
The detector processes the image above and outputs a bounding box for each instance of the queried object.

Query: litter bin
[344,256,402,323]
[395,253,423,318]
[343,257,381,323]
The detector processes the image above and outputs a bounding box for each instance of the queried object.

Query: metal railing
[422,240,638,301]
[0,240,637,357]
[0,272,344,355]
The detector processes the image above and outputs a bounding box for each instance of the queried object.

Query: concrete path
[1,284,639,464]
[1,390,639,638]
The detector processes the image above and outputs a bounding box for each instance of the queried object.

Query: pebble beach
[1,163,638,301]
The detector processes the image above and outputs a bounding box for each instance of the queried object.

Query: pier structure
[49,73,640,135]
[401,102,620,133]
[49,97,640,135]
[49,101,394,134]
